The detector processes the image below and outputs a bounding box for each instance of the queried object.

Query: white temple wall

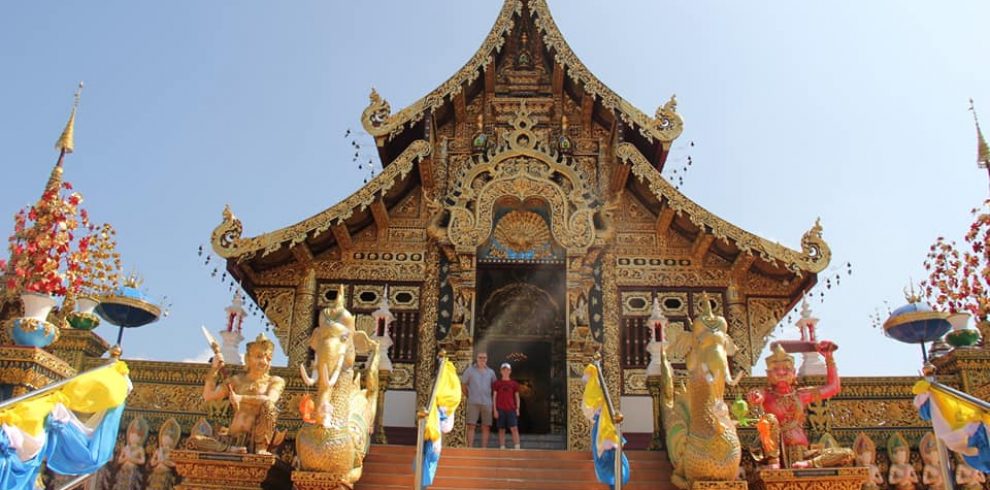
[619,395,653,433]
[384,390,417,427]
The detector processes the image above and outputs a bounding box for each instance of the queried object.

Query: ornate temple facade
[209,0,830,450]
[7,1,990,489]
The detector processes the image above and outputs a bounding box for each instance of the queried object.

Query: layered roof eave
[210,139,431,263]
[361,0,683,150]
[616,142,831,276]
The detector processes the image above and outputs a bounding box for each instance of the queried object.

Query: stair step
[364,454,671,472]
[355,445,675,490]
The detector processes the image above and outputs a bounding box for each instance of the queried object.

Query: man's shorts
[496,409,518,430]
[466,403,492,426]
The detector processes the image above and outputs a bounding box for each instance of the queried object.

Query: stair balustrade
[593,351,624,490]
[413,349,448,490]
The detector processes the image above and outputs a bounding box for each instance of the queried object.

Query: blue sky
[2,1,988,375]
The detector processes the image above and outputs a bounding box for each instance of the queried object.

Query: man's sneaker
[514,444,521,450]
[500,445,506,449]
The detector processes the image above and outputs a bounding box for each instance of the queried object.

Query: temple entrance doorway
[474,264,566,436]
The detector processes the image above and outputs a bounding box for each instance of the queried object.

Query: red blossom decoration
[2,177,91,297]
[922,199,990,321]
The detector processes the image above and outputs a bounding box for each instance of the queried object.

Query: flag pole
[923,363,956,490]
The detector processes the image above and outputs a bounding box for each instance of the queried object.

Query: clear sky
[1,1,988,375]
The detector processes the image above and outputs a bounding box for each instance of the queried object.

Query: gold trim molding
[617,143,830,274]
[211,140,431,260]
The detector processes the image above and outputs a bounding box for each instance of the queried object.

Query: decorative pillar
[371,287,395,445]
[289,267,317,366]
[645,297,668,451]
[415,244,442,411]
[725,282,752,374]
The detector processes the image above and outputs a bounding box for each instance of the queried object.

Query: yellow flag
[425,360,462,442]
[0,361,130,436]
[583,364,618,450]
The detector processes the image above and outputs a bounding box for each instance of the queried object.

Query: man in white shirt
[460,351,497,448]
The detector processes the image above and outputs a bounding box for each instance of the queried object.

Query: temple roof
[211,0,829,286]
[361,0,683,155]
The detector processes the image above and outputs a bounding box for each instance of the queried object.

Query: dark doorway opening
[487,339,552,434]
[474,263,566,435]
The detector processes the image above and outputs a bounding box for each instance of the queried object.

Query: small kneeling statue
[190,333,285,454]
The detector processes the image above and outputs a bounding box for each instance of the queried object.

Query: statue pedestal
[798,352,826,376]
[0,345,76,400]
[751,467,869,490]
[291,470,357,490]
[692,481,748,489]
[49,328,110,371]
[645,374,664,451]
[172,450,291,490]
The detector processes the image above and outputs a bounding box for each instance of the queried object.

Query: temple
[210,0,828,450]
[4,1,990,489]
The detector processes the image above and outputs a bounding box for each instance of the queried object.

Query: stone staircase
[468,432,567,450]
[355,445,675,490]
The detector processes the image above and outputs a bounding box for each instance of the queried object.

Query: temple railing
[55,473,94,490]
[0,361,117,490]
[0,360,116,410]
[413,349,448,490]
[593,352,624,490]
[928,379,990,411]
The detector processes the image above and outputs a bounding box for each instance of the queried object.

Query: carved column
[565,258,590,450]
[600,251,622,413]
[726,282,752,374]
[415,244,441,411]
[289,267,317,366]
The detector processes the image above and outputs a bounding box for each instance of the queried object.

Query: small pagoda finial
[800,295,812,320]
[55,82,84,155]
[561,114,569,131]
[970,98,990,170]
[904,280,921,304]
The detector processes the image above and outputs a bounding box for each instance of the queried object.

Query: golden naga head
[320,285,355,331]
[765,343,795,370]
[693,292,727,333]
[246,332,275,355]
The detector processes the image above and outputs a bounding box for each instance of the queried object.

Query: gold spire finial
[970,99,990,170]
[55,82,84,155]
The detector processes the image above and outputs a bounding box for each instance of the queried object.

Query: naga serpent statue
[296,286,381,487]
[660,293,744,489]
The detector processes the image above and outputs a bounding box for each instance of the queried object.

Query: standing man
[461,351,497,448]
[493,362,521,450]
